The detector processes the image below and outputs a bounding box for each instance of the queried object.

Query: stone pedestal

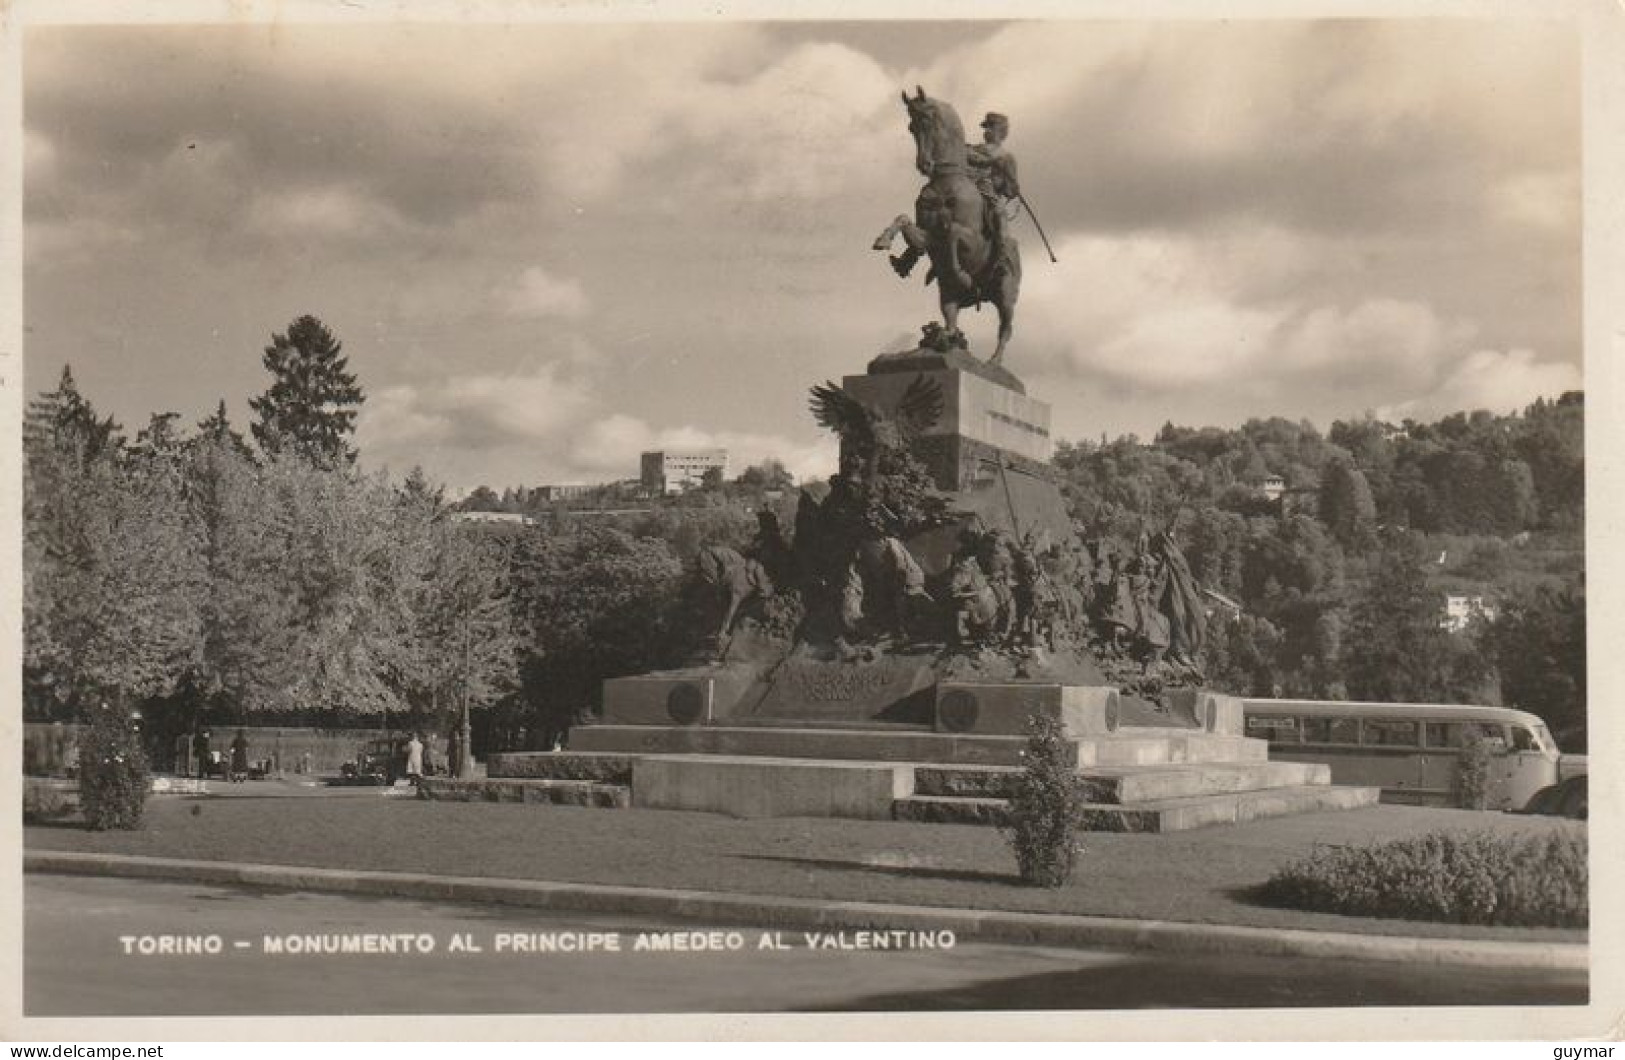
[843,347,1053,494]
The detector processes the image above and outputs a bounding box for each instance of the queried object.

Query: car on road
[1519,774,1587,820]
[339,737,406,785]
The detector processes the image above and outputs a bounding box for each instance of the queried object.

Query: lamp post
[456,621,475,780]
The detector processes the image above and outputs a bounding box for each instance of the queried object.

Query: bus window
[1301,716,1358,744]
[1426,722,1465,748]
[1246,716,1299,743]
[1511,727,1539,752]
[1362,718,1419,747]
[1426,722,1508,749]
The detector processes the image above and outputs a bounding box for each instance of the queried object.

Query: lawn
[25,792,1586,943]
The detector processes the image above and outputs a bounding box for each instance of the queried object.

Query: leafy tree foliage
[508,524,685,742]
[1486,584,1587,750]
[1319,458,1377,552]
[395,502,523,735]
[24,377,204,717]
[249,315,364,466]
[1343,533,1490,704]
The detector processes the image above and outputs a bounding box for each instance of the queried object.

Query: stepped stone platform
[422,686,1380,833]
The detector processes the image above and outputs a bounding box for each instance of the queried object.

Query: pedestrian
[405,732,424,787]
[446,724,462,778]
[230,729,250,783]
[195,730,212,779]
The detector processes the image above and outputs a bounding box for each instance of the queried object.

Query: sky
[21,16,1582,493]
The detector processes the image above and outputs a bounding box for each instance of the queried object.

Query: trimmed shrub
[23,779,75,824]
[1258,828,1587,927]
[1455,727,1491,810]
[77,700,150,831]
[1003,713,1088,887]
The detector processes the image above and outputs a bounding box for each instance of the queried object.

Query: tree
[181,430,299,722]
[395,500,522,762]
[249,315,364,466]
[24,365,124,467]
[510,524,685,743]
[193,399,254,461]
[1318,458,1377,552]
[1486,584,1587,750]
[736,459,795,491]
[1342,533,1488,703]
[24,392,205,717]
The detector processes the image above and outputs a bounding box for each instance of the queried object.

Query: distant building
[451,511,536,527]
[1201,588,1244,621]
[1260,474,1286,502]
[1442,593,1497,633]
[536,484,592,502]
[640,449,728,494]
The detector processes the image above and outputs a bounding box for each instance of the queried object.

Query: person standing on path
[230,729,250,783]
[405,732,424,787]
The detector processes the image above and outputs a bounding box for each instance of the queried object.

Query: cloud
[357,358,836,491]
[22,20,1581,484]
[501,266,590,319]
[678,42,898,204]
[1377,348,1582,423]
[245,184,413,242]
[1021,233,1287,387]
[357,362,597,452]
[1019,228,1490,426]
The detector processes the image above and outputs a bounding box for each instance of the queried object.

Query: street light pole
[456,621,474,780]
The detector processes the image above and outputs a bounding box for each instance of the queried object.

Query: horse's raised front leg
[872,214,911,251]
[880,218,929,278]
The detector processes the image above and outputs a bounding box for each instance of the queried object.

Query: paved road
[26,875,1586,1016]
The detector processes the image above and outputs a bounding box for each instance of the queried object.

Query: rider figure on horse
[888,110,1021,282]
[967,112,1021,266]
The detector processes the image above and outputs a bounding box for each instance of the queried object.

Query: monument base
[440,686,1383,832]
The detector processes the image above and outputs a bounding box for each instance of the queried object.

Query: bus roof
[1242,698,1546,727]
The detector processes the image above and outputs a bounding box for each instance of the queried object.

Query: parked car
[1519,775,1587,820]
[340,738,406,785]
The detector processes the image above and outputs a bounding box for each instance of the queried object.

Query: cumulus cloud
[1021,233,1287,387]
[357,362,597,452]
[22,19,1581,481]
[245,184,412,242]
[1377,348,1582,423]
[357,358,835,491]
[501,266,590,319]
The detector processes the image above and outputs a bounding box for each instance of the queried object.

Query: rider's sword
[1018,193,1059,263]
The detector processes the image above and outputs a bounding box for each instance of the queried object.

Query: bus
[1242,698,1587,811]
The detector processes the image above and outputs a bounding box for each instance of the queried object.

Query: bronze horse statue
[695,545,773,648]
[873,87,1021,364]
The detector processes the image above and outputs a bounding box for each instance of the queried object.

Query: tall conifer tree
[249,316,364,466]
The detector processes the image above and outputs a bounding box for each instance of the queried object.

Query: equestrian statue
[873,88,1053,365]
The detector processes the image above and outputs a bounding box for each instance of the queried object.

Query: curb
[26,850,1587,972]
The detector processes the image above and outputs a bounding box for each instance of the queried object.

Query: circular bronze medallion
[938,690,979,733]
[666,683,705,726]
